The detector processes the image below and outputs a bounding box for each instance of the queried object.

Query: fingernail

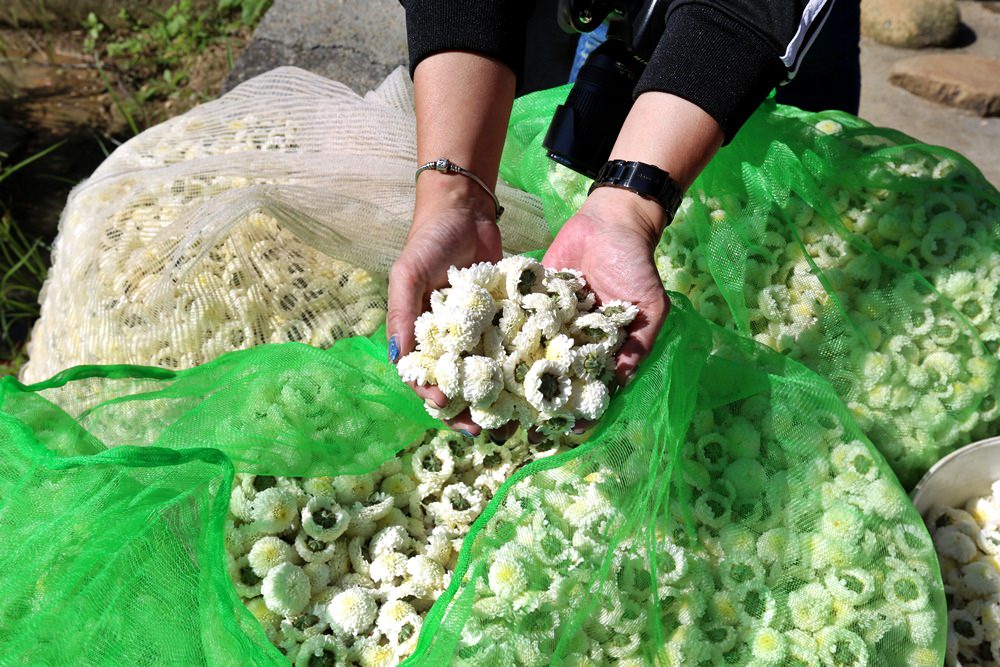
[460,430,475,439]
[623,370,637,387]
[572,425,587,435]
[388,335,400,363]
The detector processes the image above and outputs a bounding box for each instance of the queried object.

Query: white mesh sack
[23,67,550,383]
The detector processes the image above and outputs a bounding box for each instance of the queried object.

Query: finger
[387,260,423,363]
[571,419,594,435]
[614,291,671,386]
[413,384,448,409]
[444,409,481,437]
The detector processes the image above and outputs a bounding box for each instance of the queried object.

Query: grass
[0,141,63,378]
[83,0,272,131]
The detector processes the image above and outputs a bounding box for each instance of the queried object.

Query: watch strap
[588,159,683,223]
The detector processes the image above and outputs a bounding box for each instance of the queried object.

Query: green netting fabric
[7,74,986,664]
[1,301,944,665]
[502,86,1000,488]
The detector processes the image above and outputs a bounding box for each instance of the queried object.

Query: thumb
[614,291,670,386]
[387,260,424,364]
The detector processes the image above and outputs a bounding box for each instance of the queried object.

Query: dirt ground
[0,26,248,239]
[858,0,1000,188]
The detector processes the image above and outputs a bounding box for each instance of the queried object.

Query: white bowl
[911,436,1000,516]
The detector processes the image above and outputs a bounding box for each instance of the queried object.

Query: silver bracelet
[415,158,504,221]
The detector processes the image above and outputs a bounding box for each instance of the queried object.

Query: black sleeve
[400,1,537,86]
[635,0,837,143]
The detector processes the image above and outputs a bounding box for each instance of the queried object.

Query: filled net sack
[502,86,1000,489]
[21,67,551,383]
[0,299,945,665]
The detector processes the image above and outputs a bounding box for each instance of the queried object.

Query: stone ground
[859,0,1000,187]
[226,0,1000,188]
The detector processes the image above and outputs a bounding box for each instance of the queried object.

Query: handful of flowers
[926,481,1000,665]
[395,257,637,434]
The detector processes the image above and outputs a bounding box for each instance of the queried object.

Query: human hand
[542,186,671,386]
[387,174,501,435]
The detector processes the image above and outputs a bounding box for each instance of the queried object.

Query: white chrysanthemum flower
[934,526,979,564]
[598,300,639,328]
[488,555,528,600]
[788,583,833,632]
[425,397,468,421]
[524,359,572,413]
[294,531,339,564]
[571,343,612,383]
[229,484,255,522]
[302,561,331,596]
[511,317,544,355]
[370,551,409,587]
[250,487,299,533]
[441,283,495,349]
[413,311,446,357]
[448,262,500,293]
[380,473,416,508]
[499,255,545,301]
[434,352,464,399]
[327,587,378,638]
[570,312,622,349]
[815,119,843,135]
[369,525,412,560]
[396,351,437,386]
[294,634,347,667]
[494,299,526,346]
[461,355,504,408]
[751,627,786,665]
[301,476,337,499]
[302,497,351,542]
[333,474,376,505]
[248,536,297,578]
[543,333,575,372]
[470,390,516,430]
[411,441,455,489]
[502,347,538,397]
[569,379,610,421]
[521,293,561,338]
[229,554,264,597]
[261,562,311,617]
[407,554,446,591]
[429,483,485,527]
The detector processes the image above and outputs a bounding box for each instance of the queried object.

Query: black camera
[543,0,668,178]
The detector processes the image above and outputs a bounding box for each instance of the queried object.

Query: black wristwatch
[588,159,684,223]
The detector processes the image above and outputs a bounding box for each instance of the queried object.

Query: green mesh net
[0,302,945,664]
[502,85,1000,489]
[1,81,974,664]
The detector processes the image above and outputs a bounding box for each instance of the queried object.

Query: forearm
[413,52,516,219]
[584,91,724,242]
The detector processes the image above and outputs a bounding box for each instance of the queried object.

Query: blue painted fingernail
[460,430,474,439]
[388,335,400,363]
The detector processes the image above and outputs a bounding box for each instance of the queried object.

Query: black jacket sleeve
[635,0,836,141]
[400,0,537,87]
[400,0,836,141]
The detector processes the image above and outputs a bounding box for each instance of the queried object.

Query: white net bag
[23,67,550,382]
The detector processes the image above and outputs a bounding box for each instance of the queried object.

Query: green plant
[82,0,272,130]
[0,142,62,377]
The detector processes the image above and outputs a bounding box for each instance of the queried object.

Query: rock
[861,0,961,48]
[224,0,407,95]
[890,54,1000,116]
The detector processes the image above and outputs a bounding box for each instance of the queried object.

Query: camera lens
[543,39,645,178]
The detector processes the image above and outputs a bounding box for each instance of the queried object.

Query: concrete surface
[859,0,1000,188]
[223,0,408,95]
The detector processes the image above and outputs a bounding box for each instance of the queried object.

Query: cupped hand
[387,181,501,435]
[543,186,671,386]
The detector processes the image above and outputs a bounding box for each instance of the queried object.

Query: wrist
[414,170,497,223]
[580,185,666,246]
